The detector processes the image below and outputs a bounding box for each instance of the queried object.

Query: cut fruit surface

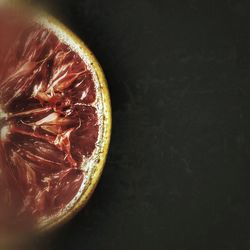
[0,6,111,232]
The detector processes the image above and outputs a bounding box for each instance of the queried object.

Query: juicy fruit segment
[0,11,99,225]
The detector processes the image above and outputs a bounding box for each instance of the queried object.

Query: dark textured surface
[38,0,250,249]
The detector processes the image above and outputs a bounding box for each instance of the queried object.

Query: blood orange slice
[0,4,111,235]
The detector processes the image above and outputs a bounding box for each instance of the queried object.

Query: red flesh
[0,10,99,225]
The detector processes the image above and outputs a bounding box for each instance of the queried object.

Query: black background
[36,0,250,249]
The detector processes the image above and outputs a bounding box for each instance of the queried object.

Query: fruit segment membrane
[0,8,99,228]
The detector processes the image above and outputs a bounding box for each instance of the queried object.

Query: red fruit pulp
[0,8,99,226]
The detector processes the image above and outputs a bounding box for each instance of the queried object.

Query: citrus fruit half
[0,5,111,234]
